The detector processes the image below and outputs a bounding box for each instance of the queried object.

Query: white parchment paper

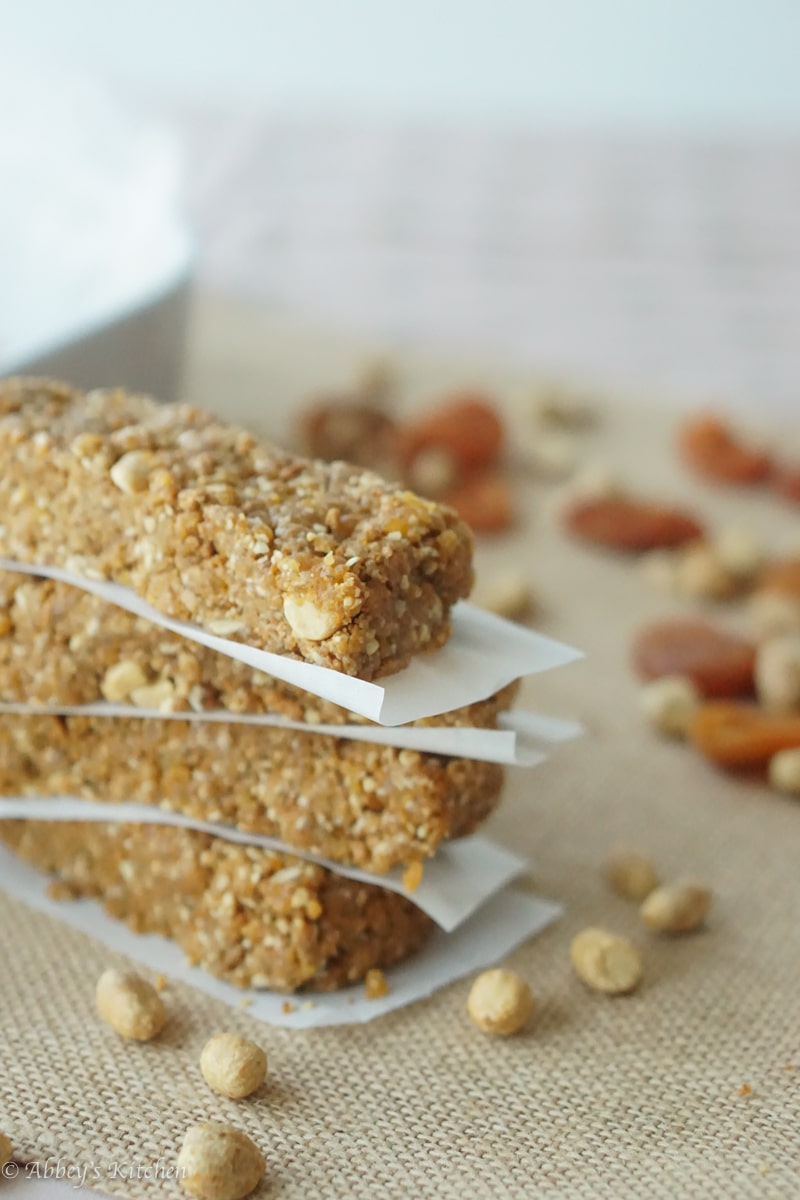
[0,797,531,932]
[0,842,561,1028]
[0,700,582,766]
[0,558,582,725]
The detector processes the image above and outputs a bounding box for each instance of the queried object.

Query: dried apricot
[756,559,800,600]
[677,414,772,485]
[564,495,704,553]
[632,619,756,699]
[443,471,514,534]
[399,394,504,476]
[772,465,800,505]
[689,703,800,768]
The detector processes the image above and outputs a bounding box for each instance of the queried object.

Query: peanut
[605,849,660,901]
[640,881,712,934]
[715,527,763,582]
[749,590,800,642]
[200,1033,267,1100]
[467,968,533,1035]
[109,450,155,495]
[570,928,643,995]
[96,968,166,1041]
[0,1132,13,1168]
[755,634,800,712]
[283,595,343,641]
[177,1123,265,1200]
[640,675,700,738]
[101,659,148,703]
[677,542,738,601]
[769,747,800,795]
[475,573,535,622]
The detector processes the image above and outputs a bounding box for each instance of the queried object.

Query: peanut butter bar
[0,715,504,873]
[0,378,473,680]
[0,571,517,728]
[0,820,432,991]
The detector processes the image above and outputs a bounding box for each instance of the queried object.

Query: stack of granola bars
[0,378,537,993]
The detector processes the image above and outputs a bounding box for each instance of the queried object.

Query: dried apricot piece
[689,703,800,768]
[677,414,772,485]
[772,466,800,505]
[564,495,704,553]
[756,559,800,600]
[632,619,755,699]
[399,394,504,476]
[443,471,514,534]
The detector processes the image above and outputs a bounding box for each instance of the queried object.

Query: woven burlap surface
[2,300,799,1198]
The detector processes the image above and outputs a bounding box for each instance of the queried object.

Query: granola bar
[0,570,517,728]
[0,715,504,873]
[0,378,474,680]
[0,820,432,991]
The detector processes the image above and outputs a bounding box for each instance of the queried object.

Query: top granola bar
[0,379,474,680]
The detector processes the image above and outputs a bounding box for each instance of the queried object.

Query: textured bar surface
[0,570,516,729]
[0,820,432,991]
[0,378,474,679]
[0,714,505,873]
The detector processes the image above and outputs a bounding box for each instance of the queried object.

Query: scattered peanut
[755,634,800,712]
[639,550,681,594]
[523,431,579,480]
[677,542,738,601]
[605,849,660,901]
[475,573,535,622]
[639,675,700,738]
[96,968,166,1041]
[748,589,800,642]
[0,1132,13,1168]
[570,928,643,995]
[532,387,597,429]
[100,659,148,702]
[177,1123,265,1200]
[715,527,764,582]
[640,882,712,934]
[200,1033,267,1100]
[566,463,622,500]
[768,747,800,795]
[467,968,533,1036]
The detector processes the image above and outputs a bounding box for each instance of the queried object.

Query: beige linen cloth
[1,301,798,1198]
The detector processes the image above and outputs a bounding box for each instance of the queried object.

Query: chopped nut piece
[605,849,660,901]
[570,928,643,995]
[755,634,800,712]
[101,659,148,702]
[640,675,701,738]
[467,968,533,1035]
[768,747,800,794]
[200,1033,267,1100]
[109,450,155,494]
[402,861,424,893]
[95,968,166,1041]
[475,573,535,622]
[0,1131,13,1168]
[640,881,712,934]
[283,595,345,642]
[207,619,246,637]
[364,968,390,1000]
[130,679,176,711]
[177,1123,265,1200]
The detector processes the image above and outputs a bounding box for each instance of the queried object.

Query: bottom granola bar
[0,820,433,992]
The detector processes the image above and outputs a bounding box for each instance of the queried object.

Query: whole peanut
[640,882,712,934]
[605,849,660,901]
[467,968,533,1035]
[96,968,166,1041]
[571,928,643,995]
[177,1123,265,1200]
[200,1033,267,1100]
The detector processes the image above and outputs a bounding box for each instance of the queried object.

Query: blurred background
[4,0,800,417]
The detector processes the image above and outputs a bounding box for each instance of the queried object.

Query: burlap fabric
[1,301,798,1198]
